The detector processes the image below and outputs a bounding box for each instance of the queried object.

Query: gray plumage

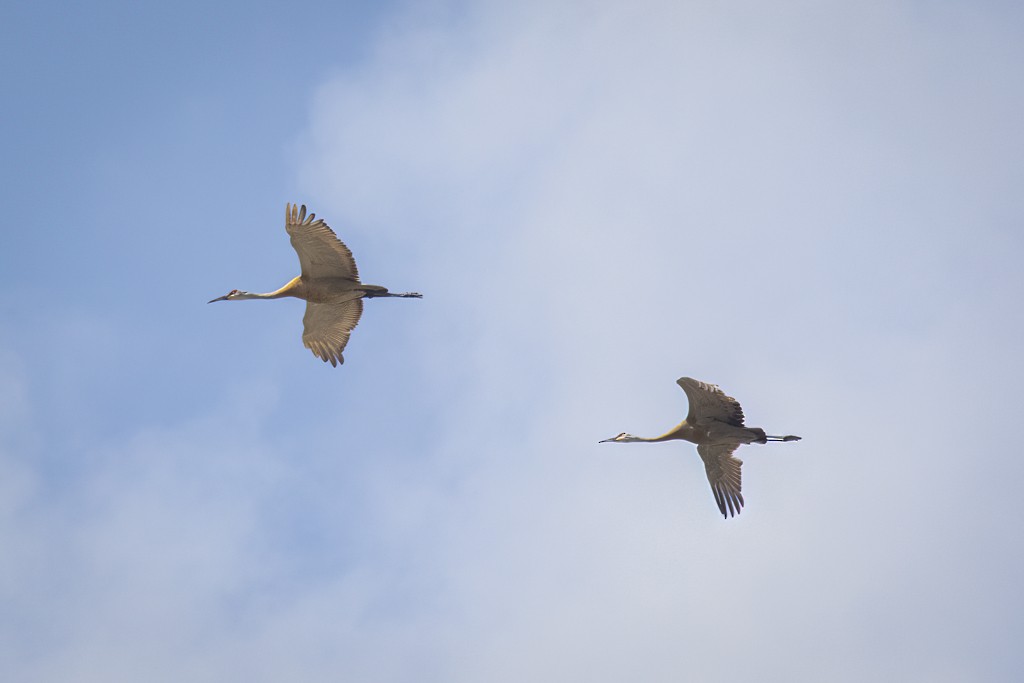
[209,203,421,366]
[600,377,801,518]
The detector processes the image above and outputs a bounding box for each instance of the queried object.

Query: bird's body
[249,276,390,304]
[209,203,421,366]
[600,377,800,518]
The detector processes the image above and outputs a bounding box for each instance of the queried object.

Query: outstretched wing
[677,377,746,427]
[697,443,744,518]
[301,299,363,367]
[286,203,360,280]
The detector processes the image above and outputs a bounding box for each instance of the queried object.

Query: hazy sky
[3,1,1023,681]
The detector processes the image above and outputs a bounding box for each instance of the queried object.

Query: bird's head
[208,289,249,303]
[599,432,639,443]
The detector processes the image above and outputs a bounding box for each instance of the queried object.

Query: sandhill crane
[600,377,800,518]
[209,203,421,366]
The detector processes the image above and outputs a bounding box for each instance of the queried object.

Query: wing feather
[301,299,363,367]
[286,203,360,280]
[697,443,744,518]
[677,377,746,427]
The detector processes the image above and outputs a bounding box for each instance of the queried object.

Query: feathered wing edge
[697,443,745,518]
[677,377,746,427]
[301,299,363,367]
[285,203,360,281]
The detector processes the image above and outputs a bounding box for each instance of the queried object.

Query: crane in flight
[209,203,421,366]
[600,377,800,518]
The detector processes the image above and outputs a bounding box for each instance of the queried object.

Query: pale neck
[633,422,688,442]
[629,434,676,443]
[241,277,301,300]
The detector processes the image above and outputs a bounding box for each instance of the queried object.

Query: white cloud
[4,1,1023,681]
[291,2,1024,680]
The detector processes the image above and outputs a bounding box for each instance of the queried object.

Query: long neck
[635,421,690,442]
[242,277,303,300]
[632,433,678,443]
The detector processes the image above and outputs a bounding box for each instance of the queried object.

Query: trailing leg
[363,286,423,299]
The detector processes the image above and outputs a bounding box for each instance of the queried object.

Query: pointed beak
[598,438,614,443]
[208,294,230,303]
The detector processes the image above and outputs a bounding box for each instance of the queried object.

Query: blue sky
[3,1,1024,680]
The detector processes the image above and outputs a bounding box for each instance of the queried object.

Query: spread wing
[677,377,746,427]
[697,444,744,518]
[301,299,363,367]
[286,203,360,280]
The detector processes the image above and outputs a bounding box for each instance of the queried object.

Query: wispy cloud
[3,1,1023,681]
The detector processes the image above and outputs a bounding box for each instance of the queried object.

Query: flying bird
[600,377,800,518]
[209,203,421,366]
